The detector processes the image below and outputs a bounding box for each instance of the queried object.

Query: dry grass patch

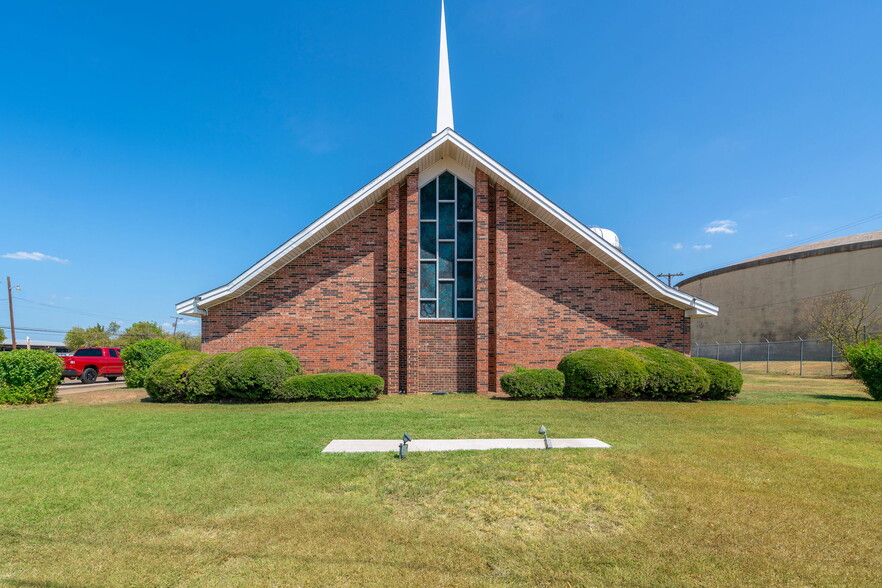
[59,387,148,405]
[365,452,649,538]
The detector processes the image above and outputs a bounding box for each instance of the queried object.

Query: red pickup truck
[61,347,124,383]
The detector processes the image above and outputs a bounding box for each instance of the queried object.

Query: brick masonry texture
[202,166,691,395]
[203,200,389,378]
[419,321,476,393]
[497,201,690,376]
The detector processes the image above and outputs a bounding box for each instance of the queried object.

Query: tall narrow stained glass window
[419,171,474,318]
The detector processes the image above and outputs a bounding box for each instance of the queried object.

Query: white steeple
[435,0,454,134]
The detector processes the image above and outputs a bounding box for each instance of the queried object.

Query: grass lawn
[2,375,881,587]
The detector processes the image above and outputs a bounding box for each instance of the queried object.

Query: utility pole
[657,272,684,287]
[6,276,20,350]
[169,316,182,336]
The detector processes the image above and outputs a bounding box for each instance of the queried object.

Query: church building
[176,2,718,395]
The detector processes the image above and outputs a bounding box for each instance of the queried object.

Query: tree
[63,320,200,351]
[799,289,882,357]
[165,331,201,351]
[117,321,165,346]
[0,327,5,345]
[64,322,120,350]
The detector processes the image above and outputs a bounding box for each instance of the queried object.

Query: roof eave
[177,129,718,318]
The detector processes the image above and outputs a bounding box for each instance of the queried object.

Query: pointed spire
[435,0,454,135]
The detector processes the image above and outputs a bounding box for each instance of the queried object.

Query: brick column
[474,169,491,394]
[491,186,509,393]
[385,184,400,394]
[403,170,420,393]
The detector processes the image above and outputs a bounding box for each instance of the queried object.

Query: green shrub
[0,349,63,404]
[626,347,710,401]
[276,372,383,401]
[692,357,744,400]
[121,339,183,388]
[219,347,301,400]
[185,353,233,402]
[145,351,205,402]
[500,366,564,399]
[844,339,882,400]
[557,348,649,400]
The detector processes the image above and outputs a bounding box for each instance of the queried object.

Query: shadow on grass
[809,394,875,402]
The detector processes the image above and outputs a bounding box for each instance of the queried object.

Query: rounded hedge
[0,349,63,404]
[844,339,882,400]
[276,372,384,401]
[185,353,233,402]
[691,357,744,400]
[626,347,710,401]
[121,339,184,388]
[500,367,564,399]
[218,347,301,400]
[557,348,649,400]
[145,350,205,402]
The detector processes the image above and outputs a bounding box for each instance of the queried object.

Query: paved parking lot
[58,379,127,394]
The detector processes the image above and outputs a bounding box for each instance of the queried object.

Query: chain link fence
[690,337,877,377]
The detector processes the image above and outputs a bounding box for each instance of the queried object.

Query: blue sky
[2,0,881,342]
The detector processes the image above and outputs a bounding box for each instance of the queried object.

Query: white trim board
[177,129,718,318]
[322,438,611,453]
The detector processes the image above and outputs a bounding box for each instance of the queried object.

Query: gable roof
[177,129,718,317]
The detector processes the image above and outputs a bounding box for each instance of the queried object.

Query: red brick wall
[202,200,388,377]
[418,321,476,394]
[495,200,690,377]
[200,168,690,395]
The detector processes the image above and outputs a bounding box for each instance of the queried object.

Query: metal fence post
[830,341,836,376]
[799,337,804,376]
[766,339,770,373]
[715,341,720,361]
[739,341,743,371]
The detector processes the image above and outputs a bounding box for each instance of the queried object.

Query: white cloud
[785,233,797,238]
[704,220,737,234]
[692,244,712,250]
[2,251,69,263]
[672,243,683,250]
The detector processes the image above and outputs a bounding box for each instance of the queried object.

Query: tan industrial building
[678,231,882,344]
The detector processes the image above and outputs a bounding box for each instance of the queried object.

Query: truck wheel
[106,376,118,382]
[80,368,98,384]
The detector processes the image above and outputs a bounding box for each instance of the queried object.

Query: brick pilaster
[474,169,492,394]
[491,185,509,393]
[403,170,420,393]
[385,184,400,394]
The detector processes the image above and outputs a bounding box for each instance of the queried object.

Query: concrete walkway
[322,438,611,453]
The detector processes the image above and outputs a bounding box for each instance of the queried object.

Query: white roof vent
[589,227,622,250]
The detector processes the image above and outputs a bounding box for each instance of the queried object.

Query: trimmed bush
[626,347,710,401]
[219,347,301,400]
[557,348,649,400]
[276,372,384,401]
[145,350,205,402]
[500,366,565,399]
[121,339,183,388]
[185,353,233,402]
[692,357,744,400]
[844,339,882,400]
[0,349,63,404]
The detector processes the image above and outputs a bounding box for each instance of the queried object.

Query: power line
[657,272,684,287]
[0,325,68,334]
[12,296,141,323]
[689,210,882,277]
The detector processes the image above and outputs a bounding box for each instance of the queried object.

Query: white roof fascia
[176,131,451,315]
[443,132,718,317]
[177,128,717,317]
